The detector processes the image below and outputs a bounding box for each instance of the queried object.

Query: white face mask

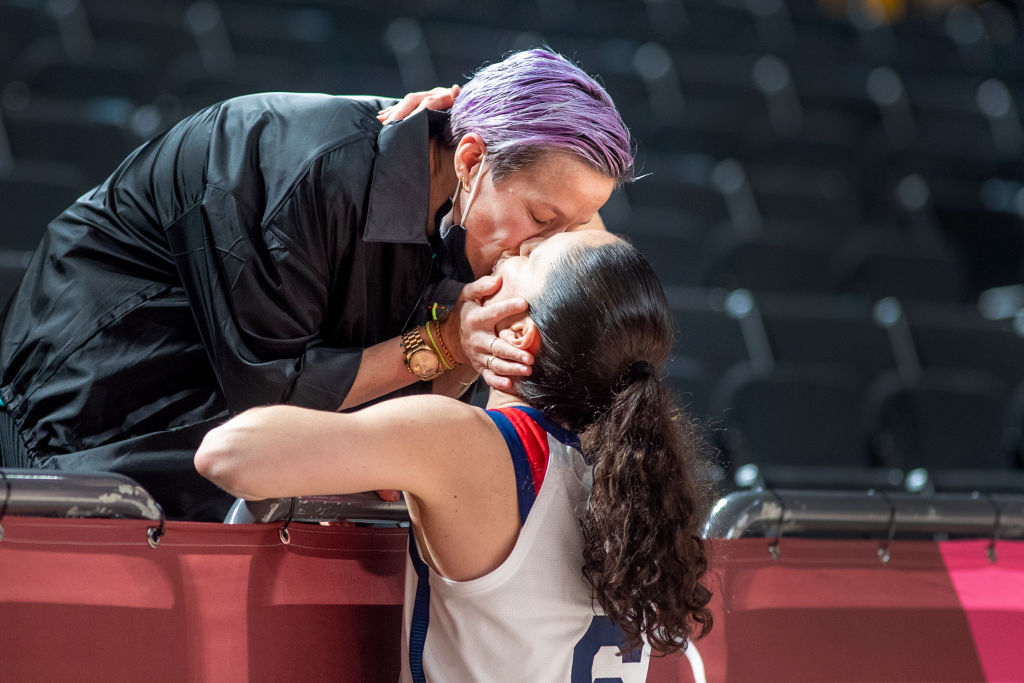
[440,154,487,238]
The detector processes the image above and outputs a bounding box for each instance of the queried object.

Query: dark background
[2,0,1023,494]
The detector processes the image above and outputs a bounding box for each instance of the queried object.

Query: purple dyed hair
[448,49,634,185]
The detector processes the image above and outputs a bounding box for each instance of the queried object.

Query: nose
[519,237,544,257]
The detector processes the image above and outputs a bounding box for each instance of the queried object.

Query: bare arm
[195,397,522,579]
[338,334,415,410]
[196,397,498,502]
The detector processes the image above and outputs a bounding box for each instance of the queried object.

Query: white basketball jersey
[400,406,652,682]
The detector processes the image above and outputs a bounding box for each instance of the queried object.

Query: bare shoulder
[350,393,488,429]
[347,394,504,464]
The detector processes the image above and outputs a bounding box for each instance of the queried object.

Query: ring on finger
[486,355,495,371]
[488,337,499,355]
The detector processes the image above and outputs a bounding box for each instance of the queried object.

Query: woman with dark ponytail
[196,229,713,681]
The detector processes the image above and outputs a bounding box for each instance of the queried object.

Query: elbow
[195,405,290,499]
[193,429,219,479]
[195,422,257,499]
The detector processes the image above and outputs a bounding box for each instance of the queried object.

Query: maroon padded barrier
[0,517,406,682]
[1,518,1022,681]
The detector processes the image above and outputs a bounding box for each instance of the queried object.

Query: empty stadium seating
[0,0,1021,494]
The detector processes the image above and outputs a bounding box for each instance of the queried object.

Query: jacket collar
[363,109,442,244]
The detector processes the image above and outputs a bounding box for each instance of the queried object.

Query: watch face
[410,348,441,376]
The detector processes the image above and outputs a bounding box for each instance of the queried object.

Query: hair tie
[619,360,655,389]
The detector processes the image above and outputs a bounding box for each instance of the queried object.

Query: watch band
[401,327,445,381]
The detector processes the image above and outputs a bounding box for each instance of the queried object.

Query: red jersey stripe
[493,406,551,494]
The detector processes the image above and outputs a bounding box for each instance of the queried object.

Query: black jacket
[0,93,471,520]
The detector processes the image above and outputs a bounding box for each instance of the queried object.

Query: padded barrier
[1,516,1022,682]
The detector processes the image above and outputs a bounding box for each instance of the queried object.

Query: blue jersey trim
[511,405,582,451]
[484,409,537,526]
[407,527,431,683]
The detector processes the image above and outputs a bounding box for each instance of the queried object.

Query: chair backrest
[866,368,1010,470]
[833,231,968,303]
[664,286,748,419]
[712,362,868,469]
[905,301,1024,386]
[0,174,84,251]
[702,235,834,294]
[759,291,896,385]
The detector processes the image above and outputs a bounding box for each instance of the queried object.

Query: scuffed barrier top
[0,467,162,521]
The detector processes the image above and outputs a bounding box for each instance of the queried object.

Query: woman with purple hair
[0,49,635,520]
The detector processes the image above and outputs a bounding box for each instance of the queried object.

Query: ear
[502,316,541,354]
[454,133,487,182]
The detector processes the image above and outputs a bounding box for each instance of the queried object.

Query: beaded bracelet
[428,304,461,369]
[424,320,453,371]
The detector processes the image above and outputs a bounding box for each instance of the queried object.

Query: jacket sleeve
[166,138,377,414]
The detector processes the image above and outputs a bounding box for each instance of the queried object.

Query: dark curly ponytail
[516,238,713,653]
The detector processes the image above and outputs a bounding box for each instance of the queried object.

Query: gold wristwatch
[401,327,445,381]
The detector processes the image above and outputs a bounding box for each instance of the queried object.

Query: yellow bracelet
[424,320,452,371]
[430,303,450,321]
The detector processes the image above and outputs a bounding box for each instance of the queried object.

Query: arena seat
[2,99,144,184]
[0,3,60,84]
[76,0,196,69]
[865,368,1011,471]
[742,159,863,230]
[699,227,835,294]
[759,290,896,385]
[23,57,162,105]
[831,226,969,303]
[713,362,868,469]
[905,300,1024,385]
[664,286,748,419]
[624,155,728,229]
[622,220,705,286]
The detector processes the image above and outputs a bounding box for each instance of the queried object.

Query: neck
[484,387,527,411]
[427,140,457,236]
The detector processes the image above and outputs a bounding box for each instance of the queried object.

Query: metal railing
[0,468,163,521]
[704,488,1024,540]
[0,468,167,546]
[223,493,409,524]
[5,468,1024,549]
